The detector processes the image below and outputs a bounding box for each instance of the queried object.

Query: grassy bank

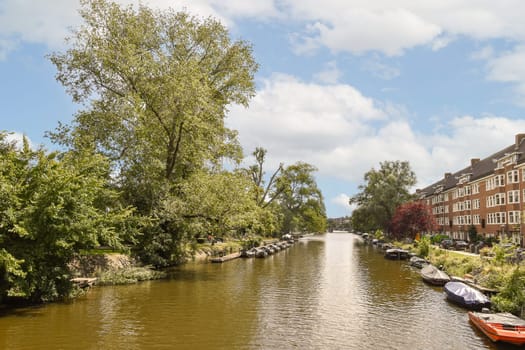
[414,243,525,316]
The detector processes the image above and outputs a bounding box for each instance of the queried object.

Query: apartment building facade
[417,133,525,246]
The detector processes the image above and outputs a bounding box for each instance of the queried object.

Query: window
[465,186,471,195]
[487,212,506,224]
[472,183,480,194]
[508,190,520,204]
[507,170,519,184]
[487,193,506,207]
[465,200,471,210]
[509,211,521,224]
[473,214,480,225]
[495,175,505,187]
[488,193,506,206]
[473,199,480,209]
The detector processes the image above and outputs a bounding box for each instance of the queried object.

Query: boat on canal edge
[444,281,491,310]
[384,248,410,260]
[409,256,429,269]
[421,264,451,286]
[469,311,525,345]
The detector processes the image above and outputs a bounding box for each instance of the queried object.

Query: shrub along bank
[417,242,525,317]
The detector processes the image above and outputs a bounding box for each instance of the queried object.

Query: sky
[2,1,525,218]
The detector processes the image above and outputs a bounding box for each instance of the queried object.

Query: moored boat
[254,247,268,258]
[384,248,410,260]
[444,281,491,310]
[409,256,429,269]
[421,264,450,286]
[469,311,525,345]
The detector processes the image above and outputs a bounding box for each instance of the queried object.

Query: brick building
[417,133,525,246]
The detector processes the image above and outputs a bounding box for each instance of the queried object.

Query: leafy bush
[431,234,450,244]
[97,267,166,285]
[417,236,430,258]
[491,268,525,315]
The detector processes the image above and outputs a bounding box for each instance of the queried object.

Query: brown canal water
[0,233,517,349]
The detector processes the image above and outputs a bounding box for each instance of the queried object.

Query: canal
[0,233,516,349]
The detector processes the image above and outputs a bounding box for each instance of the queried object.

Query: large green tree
[277,162,327,234]
[49,0,258,212]
[0,133,134,302]
[350,160,416,233]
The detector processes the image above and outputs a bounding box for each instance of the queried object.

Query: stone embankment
[69,254,135,277]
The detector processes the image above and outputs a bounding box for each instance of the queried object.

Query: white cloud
[0,0,81,52]
[331,193,354,215]
[227,73,386,168]
[471,46,494,61]
[486,46,525,83]
[5,132,32,149]
[4,1,525,63]
[361,56,400,80]
[484,46,525,105]
[431,34,455,51]
[228,74,525,196]
[0,0,282,60]
[313,61,341,84]
[284,1,525,55]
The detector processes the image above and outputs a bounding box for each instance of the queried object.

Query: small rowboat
[421,264,450,286]
[469,311,525,345]
[444,281,491,310]
[384,248,410,260]
[409,256,429,269]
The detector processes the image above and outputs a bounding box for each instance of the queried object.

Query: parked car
[440,239,454,249]
[454,240,469,251]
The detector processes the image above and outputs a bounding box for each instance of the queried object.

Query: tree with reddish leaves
[389,201,436,240]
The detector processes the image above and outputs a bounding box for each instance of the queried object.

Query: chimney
[515,133,525,149]
[444,172,451,179]
[470,158,480,166]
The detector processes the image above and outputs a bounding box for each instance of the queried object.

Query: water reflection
[0,233,518,349]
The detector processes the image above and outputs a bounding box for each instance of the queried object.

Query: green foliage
[491,268,525,315]
[350,160,416,232]
[429,251,482,278]
[431,234,449,244]
[240,237,262,249]
[468,225,479,242]
[374,229,384,240]
[277,162,327,233]
[49,0,258,191]
[417,236,431,258]
[97,267,166,285]
[0,133,135,302]
[350,206,377,234]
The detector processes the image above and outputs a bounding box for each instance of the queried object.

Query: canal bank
[0,233,505,349]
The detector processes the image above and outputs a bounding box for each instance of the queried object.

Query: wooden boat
[421,264,450,286]
[469,311,525,345]
[444,281,491,310]
[384,248,410,260]
[409,256,429,269]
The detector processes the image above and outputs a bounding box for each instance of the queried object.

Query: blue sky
[2,1,525,218]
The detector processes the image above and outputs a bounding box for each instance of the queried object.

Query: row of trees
[0,0,326,303]
[350,160,435,239]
